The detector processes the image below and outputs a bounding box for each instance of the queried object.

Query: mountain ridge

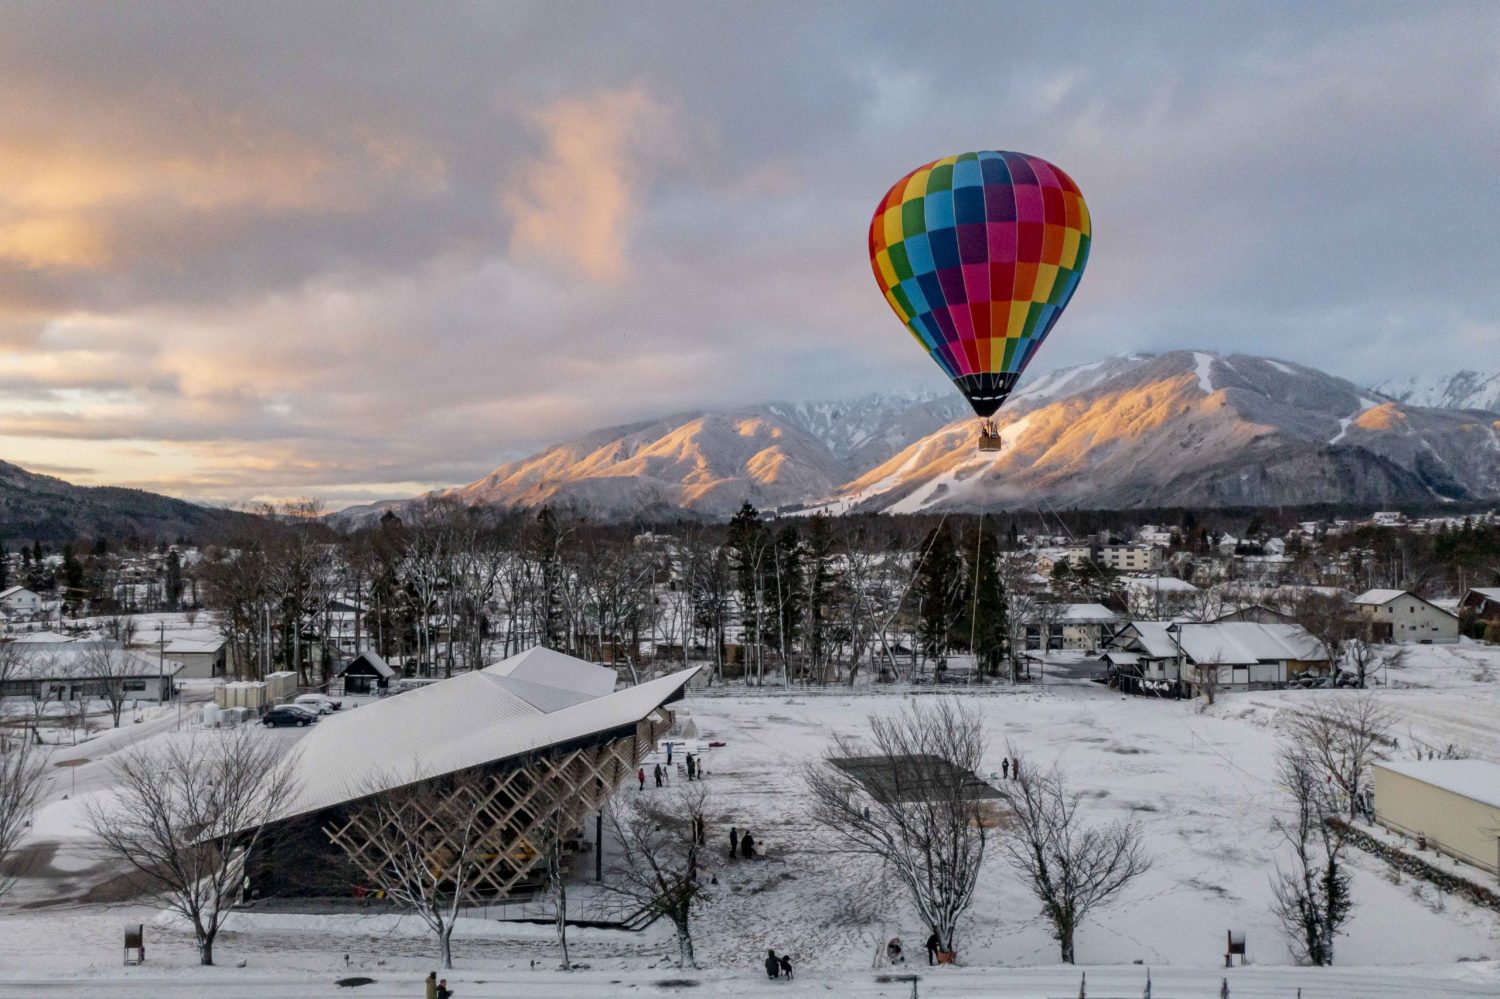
[372,351,1500,520]
[0,460,267,544]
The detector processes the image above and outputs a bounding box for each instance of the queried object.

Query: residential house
[1106,621,1185,696]
[1213,603,1295,625]
[0,586,44,621]
[1173,621,1329,692]
[1459,588,1500,631]
[1054,603,1123,653]
[1353,589,1459,644]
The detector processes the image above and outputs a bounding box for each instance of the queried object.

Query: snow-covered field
[3,644,1500,998]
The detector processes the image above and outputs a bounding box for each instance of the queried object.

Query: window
[124,680,147,692]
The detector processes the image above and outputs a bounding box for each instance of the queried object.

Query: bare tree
[994,750,1152,964]
[540,782,575,970]
[86,729,298,965]
[1270,745,1352,965]
[602,782,709,969]
[1294,592,1357,668]
[102,614,139,647]
[76,645,155,728]
[1343,638,1405,688]
[0,734,48,900]
[339,771,489,969]
[1192,661,1222,707]
[804,699,990,957]
[1286,696,1391,820]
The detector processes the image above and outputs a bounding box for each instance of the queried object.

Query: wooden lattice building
[247,647,694,900]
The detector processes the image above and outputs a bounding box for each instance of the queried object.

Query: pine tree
[803,514,837,679]
[165,550,184,611]
[960,524,1007,676]
[725,504,770,678]
[912,526,963,669]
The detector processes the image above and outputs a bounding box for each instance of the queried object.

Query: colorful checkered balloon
[869,151,1091,418]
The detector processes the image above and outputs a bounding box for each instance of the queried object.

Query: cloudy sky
[2,2,1498,507]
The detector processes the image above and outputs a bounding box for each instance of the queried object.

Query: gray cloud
[1,2,1497,503]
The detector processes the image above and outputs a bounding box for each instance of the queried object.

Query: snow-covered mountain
[762,390,971,468]
[354,352,1500,520]
[810,352,1500,514]
[1370,370,1500,414]
[433,410,851,519]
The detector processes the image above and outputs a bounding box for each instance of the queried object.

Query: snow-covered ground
[3,645,1500,997]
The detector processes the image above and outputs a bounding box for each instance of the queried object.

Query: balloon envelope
[869,151,1090,417]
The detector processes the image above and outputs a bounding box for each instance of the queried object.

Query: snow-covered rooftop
[1375,759,1500,810]
[269,648,697,825]
[1120,621,1180,659]
[1354,588,1409,606]
[1174,622,1324,665]
[1058,603,1121,623]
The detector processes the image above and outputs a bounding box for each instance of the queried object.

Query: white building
[160,635,230,679]
[0,586,44,620]
[1053,603,1123,653]
[1173,621,1329,691]
[1099,544,1162,573]
[1352,589,1459,644]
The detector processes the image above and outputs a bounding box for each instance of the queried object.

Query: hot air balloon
[869,151,1090,450]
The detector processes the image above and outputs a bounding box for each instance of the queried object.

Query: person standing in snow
[686,755,696,780]
[425,971,437,999]
[654,763,663,788]
[1002,758,1009,780]
[638,767,645,791]
[764,949,780,979]
[926,932,940,965]
[729,827,739,858]
[1012,756,1021,782]
[740,830,756,859]
[436,978,453,999]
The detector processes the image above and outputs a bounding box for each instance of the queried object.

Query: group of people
[423,971,453,999]
[635,745,708,790]
[1000,756,1021,781]
[763,948,794,979]
[727,826,757,860]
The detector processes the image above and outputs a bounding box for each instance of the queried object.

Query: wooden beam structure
[323,706,672,899]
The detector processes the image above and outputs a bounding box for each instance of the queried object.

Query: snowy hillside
[809,351,1500,514]
[1372,370,1500,414]
[348,352,1500,520]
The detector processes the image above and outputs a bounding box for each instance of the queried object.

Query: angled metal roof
[269,647,695,824]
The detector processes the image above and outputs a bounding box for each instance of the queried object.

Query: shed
[339,651,395,694]
[1372,759,1500,877]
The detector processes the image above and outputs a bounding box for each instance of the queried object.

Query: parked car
[293,693,340,714]
[263,705,320,728]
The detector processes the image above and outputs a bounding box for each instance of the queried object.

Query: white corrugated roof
[1058,603,1120,623]
[1174,622,1324,665]
[345,650,394,678]
[162,638,225,654]
[1123,621,1180,659]
[1375,759,1500,810]
[1353,588,1408,606]
[270,648,696,824]
[486,645,618,698]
